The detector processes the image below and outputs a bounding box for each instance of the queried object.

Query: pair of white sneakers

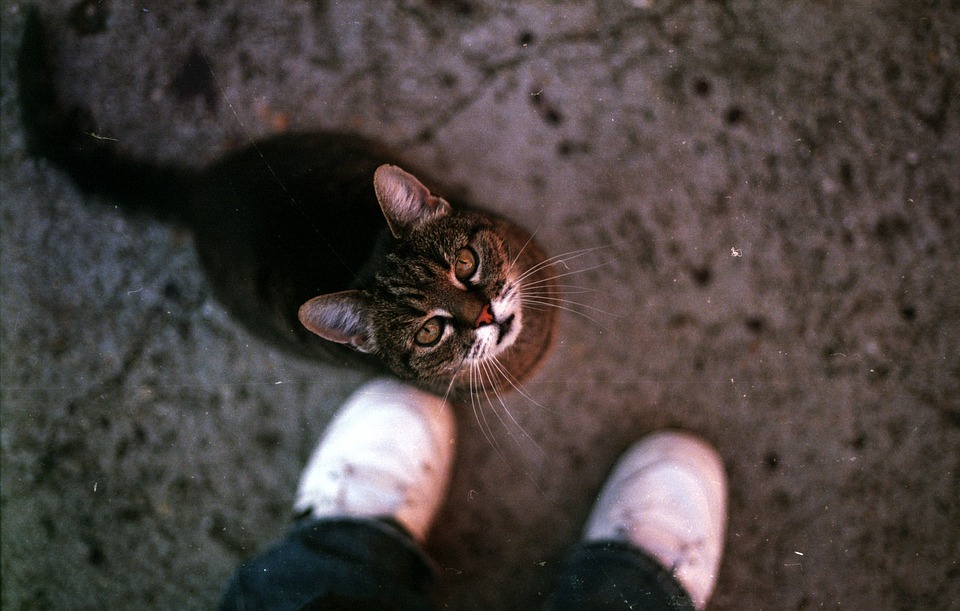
[294,379,727,610]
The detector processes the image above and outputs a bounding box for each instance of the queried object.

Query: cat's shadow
[17,7,451,370]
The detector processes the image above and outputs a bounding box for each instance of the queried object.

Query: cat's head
[299,165,552,395]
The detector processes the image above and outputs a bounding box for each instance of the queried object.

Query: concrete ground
[2,1,958,609]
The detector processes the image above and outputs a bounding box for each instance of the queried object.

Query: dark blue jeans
[220,517,695,611]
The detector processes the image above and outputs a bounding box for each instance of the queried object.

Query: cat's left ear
[299,290,377,353]
[374,164,451,238]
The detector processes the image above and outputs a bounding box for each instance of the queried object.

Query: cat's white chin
[470,302,522,362]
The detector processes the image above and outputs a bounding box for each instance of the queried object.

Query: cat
[16,8,558,398]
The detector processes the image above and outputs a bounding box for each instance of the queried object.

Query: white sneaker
[583,431,727,610]
[293,378,456,543]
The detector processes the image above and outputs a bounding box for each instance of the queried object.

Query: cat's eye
[454,247,478,282]
[415,316,445,347]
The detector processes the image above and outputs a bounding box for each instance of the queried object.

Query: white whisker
[474,359,550,492]
[522,289,607,301]
[514,245,611,284]
[481,357,545,458]
[520,298,613,329]
[530,284,608,295]
[441,352,470,404]
[479,359,514,433]
[508,226,540,271]
[520,260,611,287]
[487,354,556,416]
[469,363,505,461]
[520,294,619,318]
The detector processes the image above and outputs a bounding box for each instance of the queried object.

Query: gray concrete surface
[2,1,959,609]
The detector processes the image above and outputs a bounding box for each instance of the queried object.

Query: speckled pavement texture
[2,1,958,609]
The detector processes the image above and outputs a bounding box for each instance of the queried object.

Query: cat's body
[18,10,557,397]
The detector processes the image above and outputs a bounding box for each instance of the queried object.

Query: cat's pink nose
[475,303,495,327]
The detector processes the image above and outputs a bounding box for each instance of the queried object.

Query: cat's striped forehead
[377,211,499,288]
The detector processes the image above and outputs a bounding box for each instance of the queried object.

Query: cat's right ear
[299,291,376,353]
[374,165,451,238]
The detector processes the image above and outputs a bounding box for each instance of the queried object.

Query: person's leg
[546,431,727,611]
[220,379,456,611]
[220,517,433,611]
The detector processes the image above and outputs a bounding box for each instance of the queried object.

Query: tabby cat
[17,9,557,397]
